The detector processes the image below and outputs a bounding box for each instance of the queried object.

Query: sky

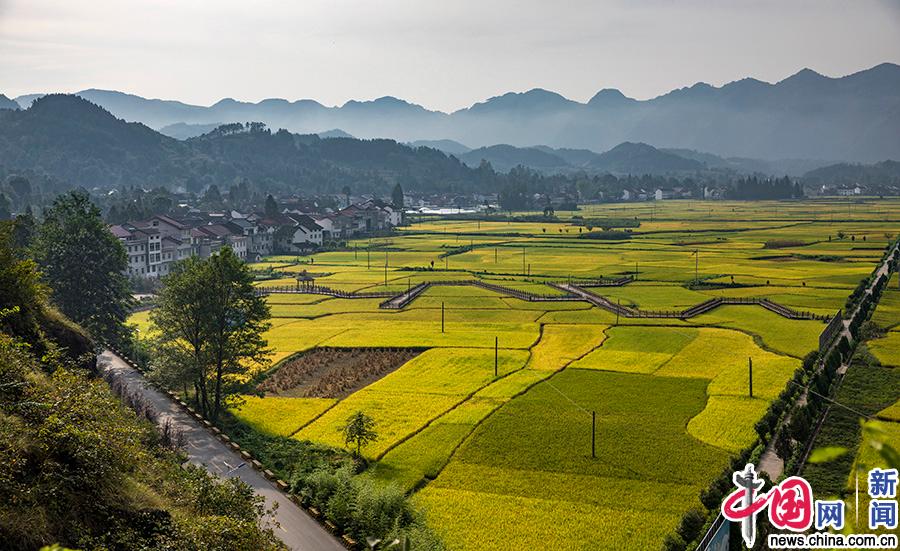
[1,0,898,112]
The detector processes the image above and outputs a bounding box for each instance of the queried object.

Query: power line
[788,380,872,420]
[544,379,590,415]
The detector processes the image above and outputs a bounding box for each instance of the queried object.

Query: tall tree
[391,183,404,210]
[0,193,11,220]
[151,248,270,421]
[205,248,271,421]
[264,194,279,217]
[11,209,36,252]
[33,191,131,340]
[340,411,378,458]
[150,256,213,415]
[202,184,223,209]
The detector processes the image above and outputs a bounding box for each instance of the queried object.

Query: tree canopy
[32,190,132,341]
[151,247,270,421]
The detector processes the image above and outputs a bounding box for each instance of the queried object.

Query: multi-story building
[110,200,400,278]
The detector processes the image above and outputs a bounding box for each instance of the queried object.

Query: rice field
[129,198,900,550]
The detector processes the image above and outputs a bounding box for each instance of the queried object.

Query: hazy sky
[1,0,898,112]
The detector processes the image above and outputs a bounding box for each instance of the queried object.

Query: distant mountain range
[455,142,703,175]
[441,142,829,176]
[0,94,19,110]
[408,139,471,156]
[157,122,356,140]
[0,94,483,194]
[9,62,899,163]
[803,160,900,187]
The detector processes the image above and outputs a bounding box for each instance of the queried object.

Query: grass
[803,363,900,497]
[452,370,729,482]
[525,324,607,371]
[872,273,900,330]
[687,396,769,452]
[418,369,731,550]
[689,306,823,358]
[367,422,477,491]
[657,328,799,399]
[135,200,900,550]
[570,326,698,373]
[229,395,336,437]
[293,348,529,458]
[417,487,684,551]
[869,331,900,367]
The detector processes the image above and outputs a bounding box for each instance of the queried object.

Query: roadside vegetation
[0,221,281,550]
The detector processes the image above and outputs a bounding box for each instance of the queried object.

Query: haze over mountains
[9,63,900,164]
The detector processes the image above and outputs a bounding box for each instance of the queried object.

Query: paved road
[98,350,344,551]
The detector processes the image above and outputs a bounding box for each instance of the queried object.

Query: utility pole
[384,252,388,286]
[441,302,445,333]
[591,411,596,458]
[367,248,371,270]
[495,248,498,263]
[749,357,753,398]
[494,337,498,377]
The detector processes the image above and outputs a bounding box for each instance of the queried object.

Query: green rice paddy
[131,198,900,550]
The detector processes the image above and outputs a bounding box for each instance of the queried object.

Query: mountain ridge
[9,62,900,161]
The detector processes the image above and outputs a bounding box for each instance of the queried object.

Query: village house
[110,198,401,279]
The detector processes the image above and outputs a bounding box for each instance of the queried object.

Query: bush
[763,239,805,249]
[581,230,631,240]
[351,483,415,540]
[789,406,812,442]
[775,428,795,459]
[676,508,706,543]
[662,533,687,551]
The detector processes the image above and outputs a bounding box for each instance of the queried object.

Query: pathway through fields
[98,350,344,551]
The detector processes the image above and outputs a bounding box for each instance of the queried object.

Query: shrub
[676,508,706,543]
[351,483,415,540]
[325,473,357,528]
[763,239,805,249]
[662,533,687,551]
[581,230,631,240]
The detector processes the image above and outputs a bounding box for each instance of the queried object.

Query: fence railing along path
[258,278,829,319]
[255,284,394,299]
[559,284,828,320]
[379,279,582,309]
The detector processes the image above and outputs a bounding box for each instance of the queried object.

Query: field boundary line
[370,350,534,463]
[410,324,613,492]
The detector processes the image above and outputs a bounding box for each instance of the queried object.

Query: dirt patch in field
[258,347,423,398]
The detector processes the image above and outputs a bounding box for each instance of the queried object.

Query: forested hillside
[0,221,282,550]
[0,95,492,197]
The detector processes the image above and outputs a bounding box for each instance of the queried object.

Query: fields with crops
[131,198,900,550]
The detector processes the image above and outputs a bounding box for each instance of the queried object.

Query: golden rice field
[131,198,900,550]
